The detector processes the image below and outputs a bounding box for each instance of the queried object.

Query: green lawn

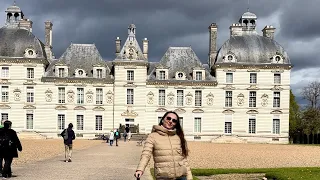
[151,167,320,180]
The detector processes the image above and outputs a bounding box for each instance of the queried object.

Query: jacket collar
[152,125,176,136]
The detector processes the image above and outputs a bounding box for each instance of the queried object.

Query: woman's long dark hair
[159,111,188,157]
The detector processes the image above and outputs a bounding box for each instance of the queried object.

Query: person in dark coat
[0,121,22,178]
[60,123,75,162]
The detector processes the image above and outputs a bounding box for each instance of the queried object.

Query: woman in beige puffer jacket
[135,111,192,180]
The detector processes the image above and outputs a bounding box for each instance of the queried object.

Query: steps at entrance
[211,135,247,143]
[18,131,47,139]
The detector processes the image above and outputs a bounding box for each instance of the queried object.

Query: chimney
[142,38,149,60]
[115,37,121,56]
[262,25,276,39]
[229,23,243,36]
[208,23,217,67]
[45,20,53,59]
[19,18,33,32]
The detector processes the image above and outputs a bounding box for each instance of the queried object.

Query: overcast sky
[0,0,318,105]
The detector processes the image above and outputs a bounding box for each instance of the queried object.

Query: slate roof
[215,35,290,64]
[45,44,112,79]
[148,47,216,81]
[0,27,46,58]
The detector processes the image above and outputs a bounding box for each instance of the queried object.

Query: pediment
[174,108,186,114]
[121,108,138,117]
[93,106,105,111]
[147,91,154,96]
[222,109,235,114]
[206,92,214,98]
[246,110,259,114]
[192,109,204,113]
[247,85,259,90]
[55,105,67,110]
[23,80,36,85]
[186,92,193,97]
[223,85,235,90]
[270,85,283,91]
[155,108,168,112]
[74,106,86,110]
[23,105,36,109]
[0,104,11,109]
[270,110,283,114]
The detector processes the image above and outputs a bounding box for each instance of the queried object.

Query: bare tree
[301,81,320,108]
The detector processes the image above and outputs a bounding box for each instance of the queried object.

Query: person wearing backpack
[60,123,75,162]
[114,129,120,146]
[0,121,22,178]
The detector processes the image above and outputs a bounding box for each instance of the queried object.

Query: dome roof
[241,11,257,19]
[0,27,46,58]
[215,35,290,64]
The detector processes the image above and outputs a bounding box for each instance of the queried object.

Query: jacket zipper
[168,135,177,178]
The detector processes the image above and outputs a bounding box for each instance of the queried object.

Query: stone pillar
[115,37,121,57]
[208,23,217,67]
[45,21,53,59]
[142,38,149,60]
[262,25,276,39]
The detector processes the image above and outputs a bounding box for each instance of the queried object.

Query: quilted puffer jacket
[136,125,192,180]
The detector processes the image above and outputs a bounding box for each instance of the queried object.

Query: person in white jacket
[109,130,115,146]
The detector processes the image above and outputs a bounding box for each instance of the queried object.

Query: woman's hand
[134,170,143,178]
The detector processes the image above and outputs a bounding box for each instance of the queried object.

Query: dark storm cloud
[0,0,284,62]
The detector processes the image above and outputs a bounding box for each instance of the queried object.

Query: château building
[0,3,291,143]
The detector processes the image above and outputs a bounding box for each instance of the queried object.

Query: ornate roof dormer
[5,1,24,28]
[115,24,146,61]
[239,10,257,32]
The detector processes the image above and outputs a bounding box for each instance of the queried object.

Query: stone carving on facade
[93,106,105,111]
[13,88,21,101]
[74,106,86,110]
[155,108,168,112]
[222,109,235,114]
[237,93,245,106]
[261,94,269,107]
[270,110,282,114]
[0,79,9,85]
[86,90,93,103]
[223,68,236,72]
[174,108,186,114]
[185,92,193,105]
[223,85,236,90]
[247,68,260,72]
[125,42,138,60]
[271,69,284,73]
[23,105,36,109]
[0,104,11,109]
[121,106,138,117]
[247,85,259,90]
[106,90,113,104]
[147,91,154,104]
[270,85,283,91]
[45,89,53,102]
[67,90,75,103]
[192,109,204,113]
[246,110,259,114]
[206,92,214,106]
[167,92,175,105]
[55,105,67,110]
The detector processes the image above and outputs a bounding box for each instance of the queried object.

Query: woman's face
[162,113,178,130]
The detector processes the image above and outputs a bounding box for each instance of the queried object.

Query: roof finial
[247,0,250,11]
[13,0,16,6]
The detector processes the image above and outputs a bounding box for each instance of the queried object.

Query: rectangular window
[1,113,8,124]
[159,71,165,80]
[194,117,201,133]
[225,122,232,134]
[1,86,8,102]
[58,68,65,77]
[77,115,84,130]
[249,91,256,107]
[27,68,34,79]
[127,70,134,81]
[1,67,9,78]
[179,117,183,128]
[195,72,202,80]
[96,88,103,104]
[77,88,84,104]
[127,89,134,104]
[158,90,165,106]
[58,87,65,104]
[177,90,184,106]
[274,74,281,84]
[95,115,102,131]
[26,87,34,103]
[57,114,65,130]
[273,92,280,108]
[250,73,257,84]
[273,119,280,134]
[225,91,232,107]
[195,90,202,106]
[226,73,233,83]
[26,114,33,129]
[249,118,256,134]
[97,69,103,78]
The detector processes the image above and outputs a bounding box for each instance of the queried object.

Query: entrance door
[125,118,135,132]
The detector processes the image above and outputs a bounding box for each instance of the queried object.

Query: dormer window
[178,73,183,78]
[176,72,185,80]
[97,69,102,78]
[227,55,233,61]
[58,68,65,77]
[24,48,37,58]
[75,69,86,77]
[195,71,202,80]
[223,52,237,63]
[78,70,83,75]
[272,55,283,64]
[159,71,165,80]
[93,67,106,78]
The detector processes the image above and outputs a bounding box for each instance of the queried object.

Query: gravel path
[12,141,152,180]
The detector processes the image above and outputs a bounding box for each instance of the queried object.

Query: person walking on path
[134,111,192,180]
[114,129,120,146]
[0,121,22,178]
[109,130,114,146]
[60,123,75,162]
[127,130,132,142]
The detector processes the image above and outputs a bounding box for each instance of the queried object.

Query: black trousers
[2,157,13,177]
[0,156,3,173]
[115,138,118,146]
